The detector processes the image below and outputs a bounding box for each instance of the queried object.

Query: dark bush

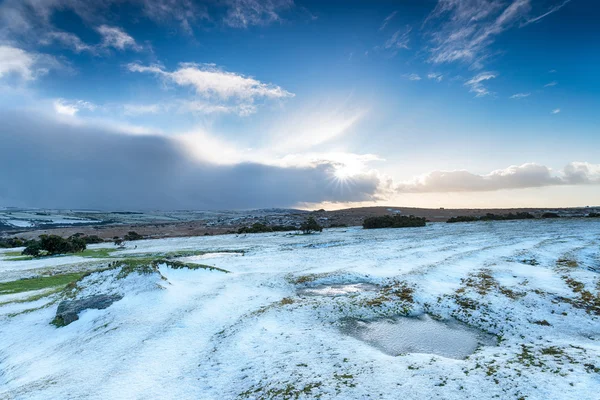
[448,212,535,223]
[22,234,87,257]
[300,217,323,234]
[588,213,600,218]
[363,215,426,229]
[82,235,104,244]
[0,237,31,248]
[124,231,145,241]
[541,212,560,219]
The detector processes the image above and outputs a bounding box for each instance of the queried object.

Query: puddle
[341,314,496,359]
[298,283,379,297]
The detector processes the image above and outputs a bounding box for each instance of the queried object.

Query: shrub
[300,217,323,234]
[363,215,426,229]
[82,235,104,244]
[21,234,87,257]
[541,212,560,219]
[447,212,535,223]
[447,216,479,223]
[124,231,145,241]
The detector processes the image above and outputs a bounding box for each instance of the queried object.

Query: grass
[0,272,87,295]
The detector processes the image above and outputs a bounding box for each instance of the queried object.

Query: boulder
[53,294,123,327]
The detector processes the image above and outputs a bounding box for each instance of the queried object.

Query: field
[1,219,599,399]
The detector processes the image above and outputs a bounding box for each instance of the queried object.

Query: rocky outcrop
[52,294,123,327]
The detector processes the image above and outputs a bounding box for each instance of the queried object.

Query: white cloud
[427,72,443,82]
[465,71,496,97]
[41,31,94,53]
[379,11,397,31]
[53,98,96,116]
[396,162,600,193]
[423,0,571,68]
[127,62,293,115]
[522,0,571,26]
[123,103,163,115]
[222,0,294,28]
[97,25,142,51]
[545,81,557,87]
[404,73,421,81]
[510,92,530,99]
[0,45,58,80]
[383,26,411,53]
[552,108,560,114]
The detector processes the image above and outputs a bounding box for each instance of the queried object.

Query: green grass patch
[77,248,117,258]
[0,272,87,295]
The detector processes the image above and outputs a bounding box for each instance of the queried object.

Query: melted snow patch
[341,314,496,359]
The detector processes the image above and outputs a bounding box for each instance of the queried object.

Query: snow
[0,219,599,399]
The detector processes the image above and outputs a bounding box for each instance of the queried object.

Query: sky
[0,0,599,210]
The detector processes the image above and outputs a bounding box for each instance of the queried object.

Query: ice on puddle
[341,314,496,359]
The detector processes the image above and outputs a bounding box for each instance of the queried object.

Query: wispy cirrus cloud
[127,62,294,116]
[545,81,558,87]
[464,71,497,97]
[379,11,397,31]
[522,0,571,26]
[424,0,570,69]
[222,0,294,28]
[97,25,143,51]
[404,73,421,81]
[427,72,443,82]
[510,92,530,99]
[552,108,560,114]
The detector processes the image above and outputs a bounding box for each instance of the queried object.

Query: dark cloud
[0,112,380,210]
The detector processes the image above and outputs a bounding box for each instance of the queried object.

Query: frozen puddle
[341,314,496,359]
[298,283,378,297]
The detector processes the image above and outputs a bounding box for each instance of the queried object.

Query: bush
[21,234,87,257]
[124,231,144,241]
[0,237,31,248]
[588,213,600,218]
[300,217,323,234]
[363,215,426,229]
[447,212,535,223]
[82,235,104,244]
[541,212,560,219]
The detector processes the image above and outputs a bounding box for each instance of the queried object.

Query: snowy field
[1,219,599,399]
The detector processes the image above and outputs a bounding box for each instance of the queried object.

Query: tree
[300,217,323,234]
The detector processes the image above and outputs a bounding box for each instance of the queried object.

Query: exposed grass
[77,248,117,258]
[0,272,87,295]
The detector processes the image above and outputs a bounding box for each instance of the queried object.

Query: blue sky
[0,0,599,210]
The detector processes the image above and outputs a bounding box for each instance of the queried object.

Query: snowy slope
[0,219,599,399]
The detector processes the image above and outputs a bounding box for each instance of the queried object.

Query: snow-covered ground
[0,219,599,399]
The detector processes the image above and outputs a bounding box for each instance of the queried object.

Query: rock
[53,294,123,327]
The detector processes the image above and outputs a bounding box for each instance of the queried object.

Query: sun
[333,163,363,181]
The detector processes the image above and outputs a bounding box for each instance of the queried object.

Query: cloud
[379,11,397,31]
[97,25,142,51]
[382,26,412,54]
[464,71,496,97]
[427,73,443,82]
[544,81,557,87]
[424,0,570,68]
[0,111,382,210]
[127,62,293,115]
[404,73,421,81]
[53,99,97,116]
[522,0,571,26]
[396,162,600,193]
[222,0,294,28]
[552,108,560,114]
[41,31,95,53]
[123,103,163,115]
[0,45,59,80]
[510,92,530,99]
